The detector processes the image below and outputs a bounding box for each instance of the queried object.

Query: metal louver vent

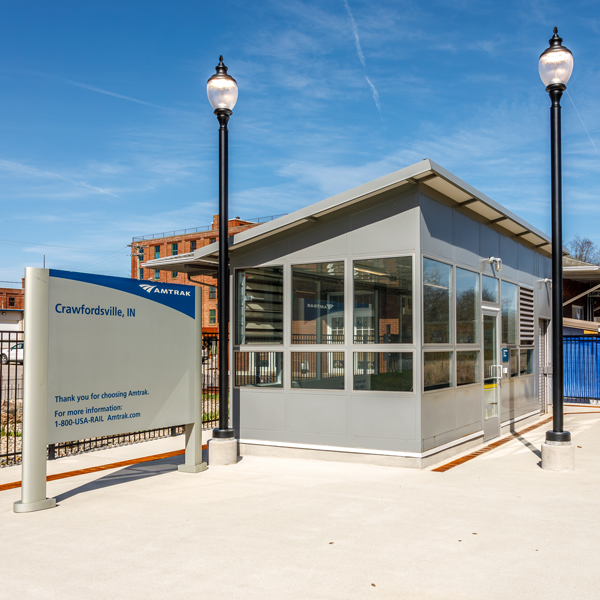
[520,287,534,345]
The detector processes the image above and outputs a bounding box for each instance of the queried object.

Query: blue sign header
[49,270,195,319]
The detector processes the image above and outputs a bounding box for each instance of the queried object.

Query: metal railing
[132,213,287,242]
[1,331,222,467]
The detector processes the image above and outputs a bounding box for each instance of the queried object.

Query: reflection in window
[510,348,519,377]
[502,282,518,345]
[236,266,283,344]
[457,351,480,386]
[292,262,344,344]
[424,352,452,391]
[353,257,412,344]
[235,352,283,387]
[423,259,452,344]
[291,352,344,390]
[520,349,534,375]
[456,269,479,344]
[482,275,499,303]
[353,352,413,392]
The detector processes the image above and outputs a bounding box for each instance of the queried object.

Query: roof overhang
[563,317,600,333]
[143,159,553,274]
[563,266,600,283]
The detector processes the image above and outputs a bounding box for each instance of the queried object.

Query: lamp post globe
[540,29,572,447]
[208,56,237,440]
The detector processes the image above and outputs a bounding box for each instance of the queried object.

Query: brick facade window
[154,269,160,280]
[209,286,216,299]
[190,241,197,251]
[139,268,144,280]
[171,271,177,279]
[154,246,160,259]
[172,243,178,256]
[209,309,216,324]
[8,297,15,307]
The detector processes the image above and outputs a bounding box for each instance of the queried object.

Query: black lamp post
[207,56,238,439]
[539,28,573,444]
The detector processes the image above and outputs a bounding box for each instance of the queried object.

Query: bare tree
[567,235,600,265]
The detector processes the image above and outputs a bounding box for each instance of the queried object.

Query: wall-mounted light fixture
[488,256,503,272]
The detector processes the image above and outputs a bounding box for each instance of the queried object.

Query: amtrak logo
[307,302,335,310]
[139,283,191,297]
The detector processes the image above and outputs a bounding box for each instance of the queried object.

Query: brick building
[0,281,25,331]
[563,256,600,334]
[131,215,277,331]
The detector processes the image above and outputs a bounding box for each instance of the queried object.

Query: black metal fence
[0,331,221,467]
[564,335,600,404]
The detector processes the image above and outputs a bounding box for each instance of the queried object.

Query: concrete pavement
[1,407,599,600]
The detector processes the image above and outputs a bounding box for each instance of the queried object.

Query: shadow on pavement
[55,448,208,504]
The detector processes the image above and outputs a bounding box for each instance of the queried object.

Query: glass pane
[456,269,479,344]
[520,349,534,375]
[510,348,519,377]
[424,352,452,391]
[457,351,480,386]
[482,275,499,303]
[235,352,283,387]
[291,352,344,390]
[483,315,498,419]
[236,266,283,344]
[353,352,413,392]
[353,257,412,344]
[291,262,344,344]
[501,281,518,345]
[423,258,452,344]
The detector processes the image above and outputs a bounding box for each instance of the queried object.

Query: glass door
[482,310,501,441]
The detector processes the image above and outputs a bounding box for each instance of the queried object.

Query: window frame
[422,255,454,346]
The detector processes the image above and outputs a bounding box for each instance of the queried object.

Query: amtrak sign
[15,268,205,513]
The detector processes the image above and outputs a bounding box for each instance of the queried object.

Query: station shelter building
[145,159,554,467]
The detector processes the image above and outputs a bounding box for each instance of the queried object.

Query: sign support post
[178,289,207,473]
[14,268,56,513]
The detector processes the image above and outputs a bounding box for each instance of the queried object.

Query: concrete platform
[1,407,599,599]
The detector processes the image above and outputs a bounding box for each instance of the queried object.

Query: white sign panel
[46,269,198,443]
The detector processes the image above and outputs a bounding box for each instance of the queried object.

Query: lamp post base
[541,440,575,471]
[208,436,238,466]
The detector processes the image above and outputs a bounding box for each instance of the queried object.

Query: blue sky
[1,0,599,285]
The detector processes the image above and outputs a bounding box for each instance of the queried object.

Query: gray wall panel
[453,211,480,268]
[350,395,417,440]
[500,236,518,281]
[480,226,500,276]
[287,393,347,436]
[421,391,455,440]
[350,200,418,255]
[518,245,535,285]
[421,194,453,260]
[239,391,286,431]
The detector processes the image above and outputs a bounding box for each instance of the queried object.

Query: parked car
[0,341,23,364]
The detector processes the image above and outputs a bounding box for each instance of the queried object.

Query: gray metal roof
[143,158,553,275]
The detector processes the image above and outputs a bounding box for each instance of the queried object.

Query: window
[292,261,344,344]
[139,268,144,280]
[172,243,178,256]
[291,352,344,390]
[209,237,217,244]
[502,281,518,345]
[190,241,197,252]
[353,352,413,392]
[236,266,283,344]
[424,352,452,391]
[209,309,216,324]
[209,286,216,299]
[353,257,412,344]
[456,351,480,386]
[520,349,534,375]
[482,275,499,303]
[154,246,160,259]
[235,352,283,388]
[154,269,160,280]
[423,258,452,344]
[8,297,15,307]
[456,268,479,344]
[572,305,584,320]
[171,271,177,279]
